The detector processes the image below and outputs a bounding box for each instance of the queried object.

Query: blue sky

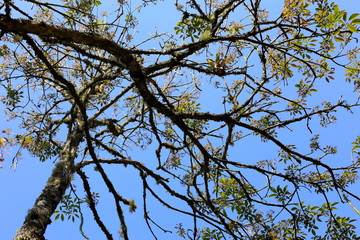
[1,0,360,239]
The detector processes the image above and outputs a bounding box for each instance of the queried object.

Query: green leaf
[349,13,360,21]
[347,24,358,33]
[199,30,212,41]
[352,19,360,24]
[334,36,344,42]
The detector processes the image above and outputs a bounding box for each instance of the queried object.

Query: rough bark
[14,124,84,240]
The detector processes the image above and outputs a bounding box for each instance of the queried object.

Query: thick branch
[14,123,84,240]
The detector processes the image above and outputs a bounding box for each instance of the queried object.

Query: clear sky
[1,1,360,239]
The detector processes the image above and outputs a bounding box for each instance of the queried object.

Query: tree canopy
[1,0,360,239]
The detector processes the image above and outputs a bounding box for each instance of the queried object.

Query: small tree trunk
[14,124,83,240]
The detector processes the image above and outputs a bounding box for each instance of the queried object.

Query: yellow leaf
[352,19,360,25]
[347,24,358,33]
[0,138,5,148]
[334,36,344,42]
[349,13,360,21]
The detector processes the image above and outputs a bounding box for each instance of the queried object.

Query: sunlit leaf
[334,36,345,42]
[348,24,358,33]
[0,138,5,148]
[349,13,360,21]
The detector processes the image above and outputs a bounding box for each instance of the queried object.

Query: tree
[1,0,360,239]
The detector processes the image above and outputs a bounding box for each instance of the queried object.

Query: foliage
[54,194,85,222]
[0,0,360,239]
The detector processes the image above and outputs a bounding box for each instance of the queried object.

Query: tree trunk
[14,124,84,240]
